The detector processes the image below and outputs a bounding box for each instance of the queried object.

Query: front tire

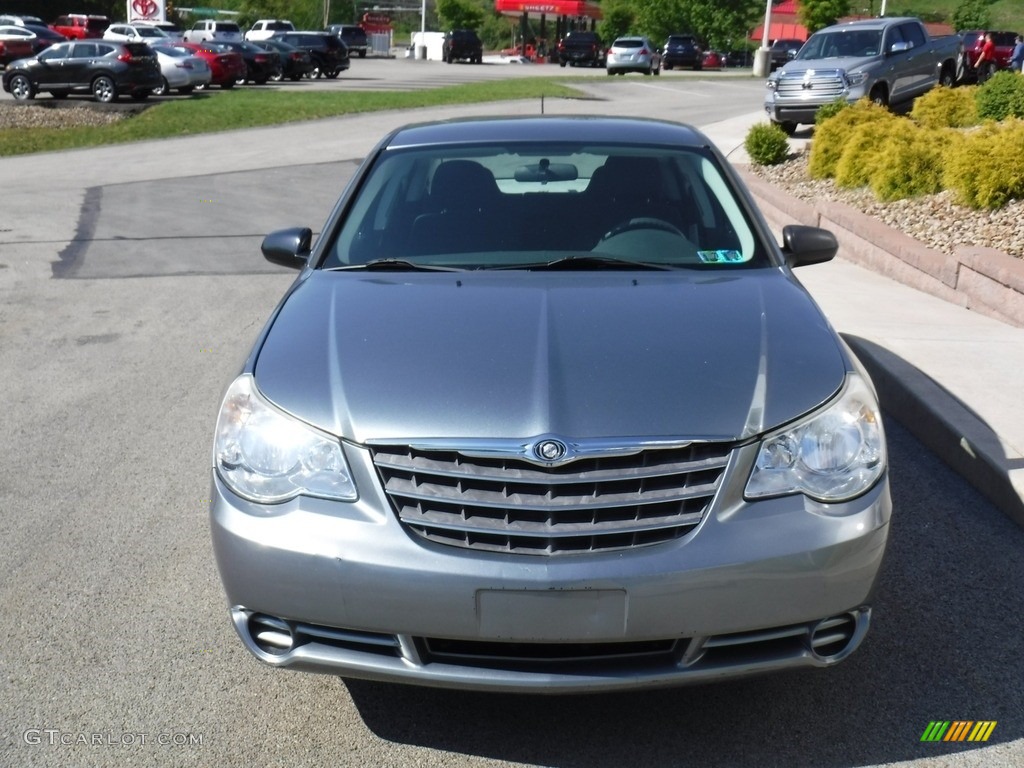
[869,85,888,107]
[92,75,118,103]
[9,73,35,100]
[325,69,339,79]
[152,77,170,97]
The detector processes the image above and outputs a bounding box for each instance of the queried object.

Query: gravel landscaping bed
[0,100,148,129]
[749,151,1024,260]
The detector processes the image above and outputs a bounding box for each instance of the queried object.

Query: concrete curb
[843,335,1024,530]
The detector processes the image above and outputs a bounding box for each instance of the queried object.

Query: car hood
[254,270,847,443]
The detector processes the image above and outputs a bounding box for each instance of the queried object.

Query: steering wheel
[601,217,686,241]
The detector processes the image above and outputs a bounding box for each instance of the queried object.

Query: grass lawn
[0,78,585,157]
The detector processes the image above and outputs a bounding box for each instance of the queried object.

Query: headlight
[745,374,885,504]
[845,71,868,87]
[214,375,357,504]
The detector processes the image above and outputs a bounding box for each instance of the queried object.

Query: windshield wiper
[327,259,465,272]
[495,254,676,271]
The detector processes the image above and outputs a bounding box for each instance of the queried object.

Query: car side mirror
[262,227,312,269]
[781,224,837,268]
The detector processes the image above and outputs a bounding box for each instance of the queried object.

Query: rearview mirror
[514,160,578,183]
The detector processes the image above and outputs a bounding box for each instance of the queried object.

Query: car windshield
[322,142,768,271]
[797,30,881,59]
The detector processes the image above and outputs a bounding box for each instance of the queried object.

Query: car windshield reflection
[322,143,767,271]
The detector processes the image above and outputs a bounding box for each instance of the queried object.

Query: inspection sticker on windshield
[697,250,745,263]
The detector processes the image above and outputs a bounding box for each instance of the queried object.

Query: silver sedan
[151,44,211,95]
[607,35,662,75]
[210,116,891,694]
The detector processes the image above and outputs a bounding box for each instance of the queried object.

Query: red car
[171,40,245,88]
[702,50,724,70]
[49,14,108,40]
[0,34,34,66]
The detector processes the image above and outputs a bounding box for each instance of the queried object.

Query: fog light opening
[248,613,295,656]
[809,612,859,661]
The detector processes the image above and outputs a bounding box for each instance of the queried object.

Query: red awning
[494,0,602,20]
[751,22,808,42]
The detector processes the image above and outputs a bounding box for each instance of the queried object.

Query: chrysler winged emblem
[534,439,567,463]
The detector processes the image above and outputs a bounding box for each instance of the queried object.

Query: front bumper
[210,441,891,693]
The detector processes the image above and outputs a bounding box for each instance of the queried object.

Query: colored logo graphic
[132,0,159,19]
[920,721,997,742]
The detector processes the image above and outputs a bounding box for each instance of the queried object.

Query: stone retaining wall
[738,166,1024,328]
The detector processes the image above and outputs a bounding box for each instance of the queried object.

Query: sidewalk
[707,111,1024,528]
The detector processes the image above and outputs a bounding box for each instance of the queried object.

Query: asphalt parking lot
[1,59,1021,767]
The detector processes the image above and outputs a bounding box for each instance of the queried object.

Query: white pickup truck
[764,16,962,134]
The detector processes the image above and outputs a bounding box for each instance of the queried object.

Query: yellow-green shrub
[910,85,979,128]
[942,118,1024,209]
[808,99,897,179]
[833,120,897,188]
[867,126,954,201]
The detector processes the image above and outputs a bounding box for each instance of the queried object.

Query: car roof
[383,116,708,151]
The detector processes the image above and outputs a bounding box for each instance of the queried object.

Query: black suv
[556,31,605,68]
[2,39,161,102]
[273,31,350,78]
[769,39,804,71]
[661,34,703,70]
[328,24,368,58]
[442,29,482,64]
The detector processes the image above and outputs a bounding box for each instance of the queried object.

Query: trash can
[417,45,427,60]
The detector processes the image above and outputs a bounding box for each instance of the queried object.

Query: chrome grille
[775,69,847,100]
[371,442,731,555]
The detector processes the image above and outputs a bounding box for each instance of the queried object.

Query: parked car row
[1,16,369,102]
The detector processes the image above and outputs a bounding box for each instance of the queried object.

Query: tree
[230,1,322,29]
[798,0,851,34]
[607,0,762,50]
[952,0,991,32]
[598,0,636,44]
[437,0,485,31]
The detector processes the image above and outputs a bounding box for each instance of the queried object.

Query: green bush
[815,99,849,125]
[942,118,1024,209]
[808,99,897,179]
[911,85,980,128]
[975,72,1024,121]
[744,122,791,166]
[867,127,952,201]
